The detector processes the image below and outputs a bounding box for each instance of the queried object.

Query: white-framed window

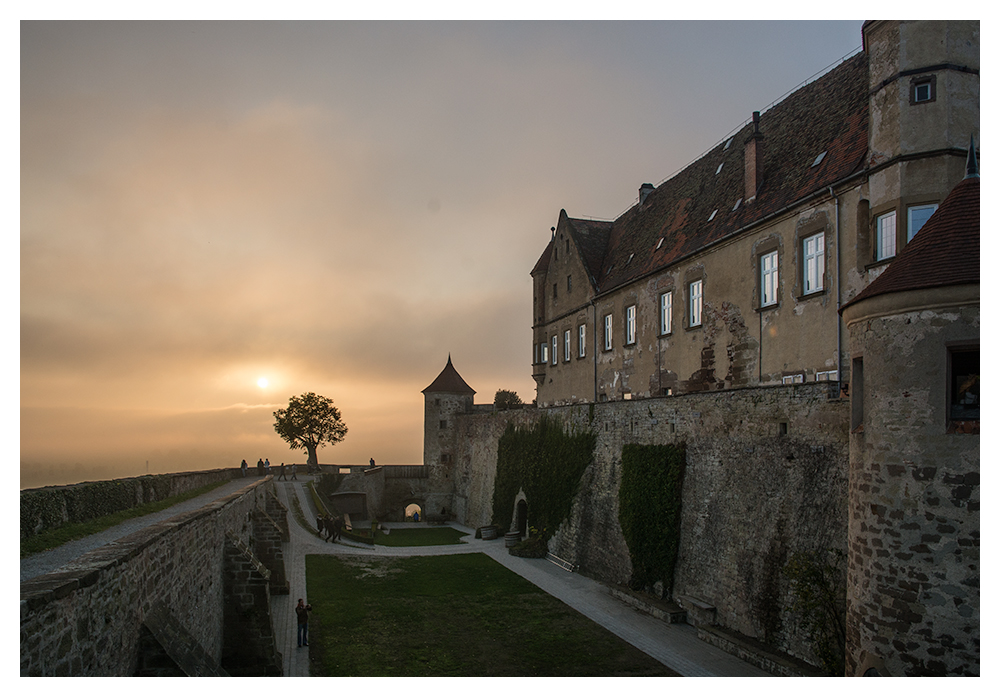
[803,232,825,294]
[603,314,613,351]
[551,336,557,366]
[659,291,673,335]
[782,374,805,385]
[564,329,571,362]
[761,250,778,307]
[625,305,636,345]
[689,279,703,327]
[907,204,937,241]
[540,342,548,364]
[578,324,586,358]
[815,370,839,382]
[876,211,896,261]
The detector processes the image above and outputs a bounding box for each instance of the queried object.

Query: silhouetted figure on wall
[278,462,286,480]
[241,459,248,477]
[257,458,264,476]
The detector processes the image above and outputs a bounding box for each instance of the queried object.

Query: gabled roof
[533,52,869,296]
[422,355,476,395]
[841,171,979,312]
[530,211,613,292]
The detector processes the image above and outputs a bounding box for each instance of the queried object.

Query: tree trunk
[306,445,318,466]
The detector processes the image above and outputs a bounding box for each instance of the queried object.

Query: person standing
[264,458,271,475]
[290,463,297,480]
[241,459,248,478]
[369,457,375,468]
[257,458,264,476]
[296,598,312,647]
[278,462,286,481]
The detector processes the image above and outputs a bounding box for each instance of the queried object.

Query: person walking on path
[241,459,248,477]
[278,463,286,481]
[257,458,264,476]
[290,463,297,480]
[296,599,312,647]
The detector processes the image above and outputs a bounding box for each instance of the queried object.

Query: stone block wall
[452,383,848,667]
[221,535,281,676]
[21,467,240,541]
[252,507,289,595]
[20,479,272,676]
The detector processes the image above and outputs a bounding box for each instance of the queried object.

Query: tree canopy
[273,392,348,465]
[494,389,523,410]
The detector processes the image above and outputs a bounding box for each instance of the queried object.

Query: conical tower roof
[422,355,475,395]
[841,157,979,314]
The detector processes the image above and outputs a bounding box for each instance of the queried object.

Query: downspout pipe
[829,185,842,385]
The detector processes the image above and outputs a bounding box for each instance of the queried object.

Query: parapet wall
[20,478,273,676]
[452,383,848,667]
[20,467,240,541]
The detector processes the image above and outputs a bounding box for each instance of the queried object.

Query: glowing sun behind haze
[257,377,269,389]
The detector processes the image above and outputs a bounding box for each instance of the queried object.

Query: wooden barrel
[504,531,522,547]
[481,526,498,540]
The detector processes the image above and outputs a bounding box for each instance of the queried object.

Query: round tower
[421,355,475,519]
[840,149,979,676]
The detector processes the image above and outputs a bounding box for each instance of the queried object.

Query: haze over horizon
[20,20,865,490]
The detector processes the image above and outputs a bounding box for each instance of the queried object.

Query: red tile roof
[841,174,980,312]
[532,52,869,295]
[422,355,476,394]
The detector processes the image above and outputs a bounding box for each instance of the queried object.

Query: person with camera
[296,598,312,647]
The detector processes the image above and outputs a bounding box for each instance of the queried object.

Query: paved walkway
[23,474,768,676]
[271,476,768,677]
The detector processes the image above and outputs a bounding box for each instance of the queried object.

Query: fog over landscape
[19,19,864,489]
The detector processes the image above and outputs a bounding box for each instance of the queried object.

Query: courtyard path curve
[22,474,769,677]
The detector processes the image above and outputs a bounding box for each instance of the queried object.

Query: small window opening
[656,237,664,250]
[812,151,827,167]
[949,349,979,421]
[715,162,724,175]
[732,198,742,211]
[724,136,733,150]
[778,422,788,436]
[708,209,718,222]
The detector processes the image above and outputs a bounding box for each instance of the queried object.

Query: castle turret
[421,355,475,519]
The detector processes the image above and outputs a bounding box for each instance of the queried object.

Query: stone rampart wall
[452,383,848,666]
[20,478,272,676]
[21,467,241,541]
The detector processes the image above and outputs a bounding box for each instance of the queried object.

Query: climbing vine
[492,416,595,538]
[782,548,847,676]
[617,443,686,594]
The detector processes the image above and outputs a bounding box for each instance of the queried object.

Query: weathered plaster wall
[452,383,848,666]
[21,479,278,676]
[844,300,979,676]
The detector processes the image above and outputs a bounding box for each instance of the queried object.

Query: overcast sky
[19,19,866,488]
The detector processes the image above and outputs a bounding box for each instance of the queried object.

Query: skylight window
[716,162,724,175]
[656,237,664,250]
[732,198,742,211]
[626,253,634,265]
[812,151,827,167]
[724,137,733,150]
[708,209,718,222]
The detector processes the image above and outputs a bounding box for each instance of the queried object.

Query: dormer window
[724,136,733,150]
[656,237,664,250]
[812,151,827,167]
[708,209,718,222]
[715,162,724,175]
[732,198,742,211]
[626,253,634,265]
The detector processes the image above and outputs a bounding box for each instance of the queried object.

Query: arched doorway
[516,499,528,535]
[405,503,422,522]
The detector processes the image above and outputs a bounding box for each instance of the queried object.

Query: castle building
[530,20,979,409]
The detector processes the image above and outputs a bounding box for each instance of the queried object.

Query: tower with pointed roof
[420,355,475,518]
[840,143,979,676]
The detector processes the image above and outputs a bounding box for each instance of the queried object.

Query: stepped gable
[422,355,475,394]
[842,172,980,312]
[540,51,868,296]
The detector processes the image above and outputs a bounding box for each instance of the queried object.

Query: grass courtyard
[305,552,679,677]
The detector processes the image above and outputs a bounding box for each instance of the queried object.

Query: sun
[257,377,269,389]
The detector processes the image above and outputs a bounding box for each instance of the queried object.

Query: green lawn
[305,552,678,676]
[375,526,468,547]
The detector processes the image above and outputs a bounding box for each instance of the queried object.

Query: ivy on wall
[492,416,595,537]
[617,443,686,593]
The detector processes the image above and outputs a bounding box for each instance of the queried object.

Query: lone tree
[273,392,348,467]
[494,389,523,410]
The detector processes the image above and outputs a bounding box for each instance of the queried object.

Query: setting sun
[257,377,269,389]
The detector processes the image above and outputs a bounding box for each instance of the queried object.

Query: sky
[19,19,867,489]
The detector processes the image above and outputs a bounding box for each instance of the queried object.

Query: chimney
[639,183,655,205]
[744,111,763,201]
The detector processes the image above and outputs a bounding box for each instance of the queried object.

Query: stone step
[607,586,688,624]
[696,624,827,677]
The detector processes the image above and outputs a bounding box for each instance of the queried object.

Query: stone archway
[516,499,528,536]
[404,502,423,522]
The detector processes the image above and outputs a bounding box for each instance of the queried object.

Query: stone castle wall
[452,383,848,666]
[21,467,240,541]
[21,478,275,676]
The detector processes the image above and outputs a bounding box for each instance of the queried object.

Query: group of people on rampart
[239,457,298,480]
